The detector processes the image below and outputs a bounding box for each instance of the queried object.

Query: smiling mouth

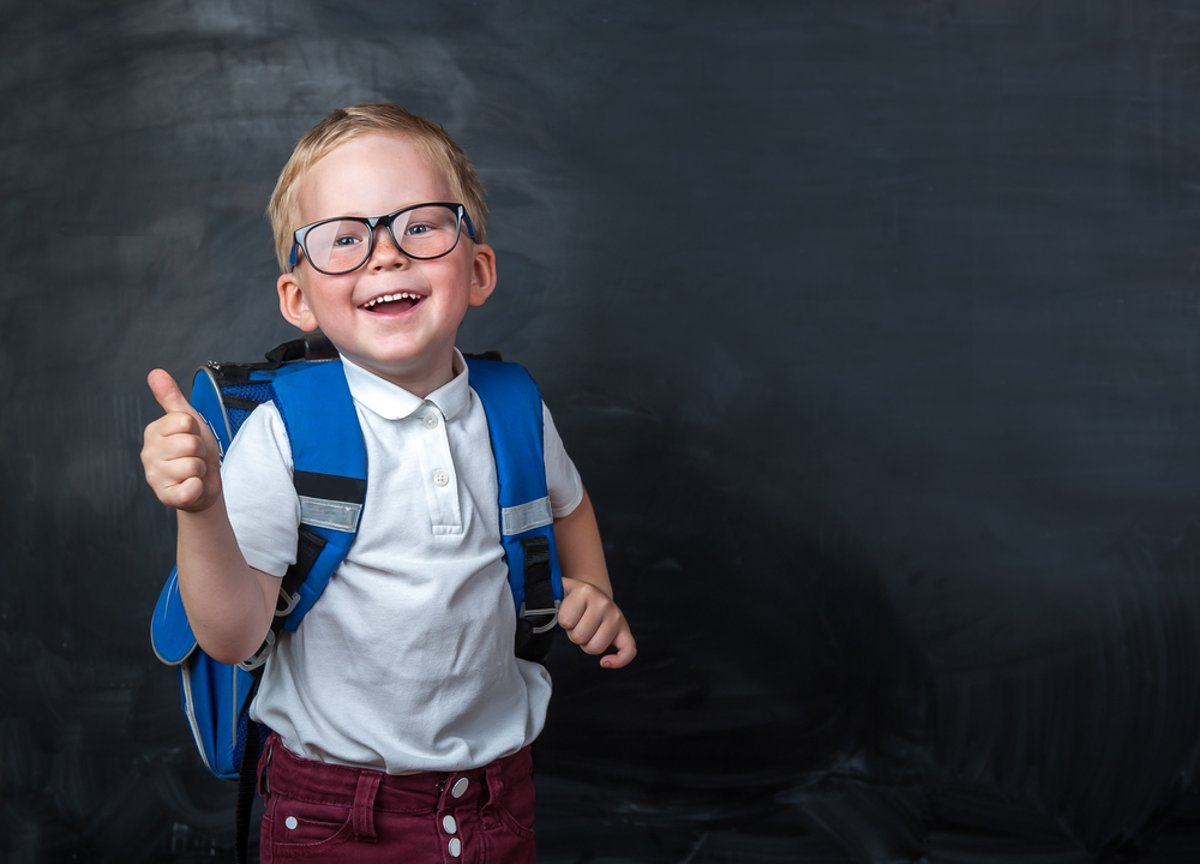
[362,292,423,313]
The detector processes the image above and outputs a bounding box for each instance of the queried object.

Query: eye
[404,221,434,237]
[333,233,364,247]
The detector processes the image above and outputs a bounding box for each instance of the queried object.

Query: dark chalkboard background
[5,1,1200,861]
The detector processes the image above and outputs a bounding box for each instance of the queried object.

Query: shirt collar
[339,350,471,422]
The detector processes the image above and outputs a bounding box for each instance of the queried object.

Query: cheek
[301,275,349,309]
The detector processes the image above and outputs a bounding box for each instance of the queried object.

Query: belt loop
[257,739,275,799]
[484,758,504,810]
[351,771,382,842]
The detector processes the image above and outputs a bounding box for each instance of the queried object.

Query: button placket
[440,777,469,859]
[413,403,461,531]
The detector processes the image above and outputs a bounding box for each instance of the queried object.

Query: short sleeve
[542,402,583,518]
[221,402,300,578]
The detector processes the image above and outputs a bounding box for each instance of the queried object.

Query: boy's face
[277,132,496,396]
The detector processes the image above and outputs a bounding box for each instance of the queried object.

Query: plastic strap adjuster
[520,600,560,635]
[238,629,276,671]
[275,589,300,618]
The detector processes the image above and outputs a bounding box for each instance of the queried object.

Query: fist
[141,369,222,512]
[558,577,637,669]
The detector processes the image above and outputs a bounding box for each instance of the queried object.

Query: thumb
[147,368,193,415]
[600,630,637,670]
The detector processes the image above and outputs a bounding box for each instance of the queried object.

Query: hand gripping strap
[465,358,563,659]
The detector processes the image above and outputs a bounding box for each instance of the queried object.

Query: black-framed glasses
[288,202,477,275]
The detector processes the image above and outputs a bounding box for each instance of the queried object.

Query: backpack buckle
[238,629,276,671]
[275,589,300,618]
[519,601,560,635]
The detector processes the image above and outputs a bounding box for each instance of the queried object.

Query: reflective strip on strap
[299,496,363,532]
[501,497,553,536]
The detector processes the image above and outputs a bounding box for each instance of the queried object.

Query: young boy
[141,104,635,862]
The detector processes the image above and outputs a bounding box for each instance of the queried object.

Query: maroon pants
[257,733,537,862]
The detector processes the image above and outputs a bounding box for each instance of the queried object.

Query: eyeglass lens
[304,205,462,274]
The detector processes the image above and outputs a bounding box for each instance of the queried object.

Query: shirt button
[448,837,462,857]
[423,413,438,429]
[284,816,298,830]
[450,777,469,798]
[433,470,450,487]
[443,814,457,834]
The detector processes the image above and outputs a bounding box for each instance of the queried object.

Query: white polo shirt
[220,352,583,773]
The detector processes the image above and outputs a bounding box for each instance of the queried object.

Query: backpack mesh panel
[226,407,254,437]
[224,382,274,404]
[222,383,274,439]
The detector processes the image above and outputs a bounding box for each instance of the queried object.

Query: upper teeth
[364,292,420,309]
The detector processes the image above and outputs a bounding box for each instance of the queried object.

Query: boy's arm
[142,370,279,665]
[553,488,637,669]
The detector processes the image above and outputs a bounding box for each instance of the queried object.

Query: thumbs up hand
[141,369,223,512]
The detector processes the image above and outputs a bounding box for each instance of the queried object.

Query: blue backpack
[150,336,563,785]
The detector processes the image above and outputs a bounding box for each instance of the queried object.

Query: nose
[368,223,409,270]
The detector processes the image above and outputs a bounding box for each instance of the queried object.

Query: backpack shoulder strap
[271,358,366,493]
[465,357,563,660]
[243,359,367,659]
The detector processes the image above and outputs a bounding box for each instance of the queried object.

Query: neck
[345,352,458,399]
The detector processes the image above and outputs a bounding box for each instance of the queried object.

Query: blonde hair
[267,104,488,273]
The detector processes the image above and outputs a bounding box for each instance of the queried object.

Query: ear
[277,271,320,332]
[468,243,497,308]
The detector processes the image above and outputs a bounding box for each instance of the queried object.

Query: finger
[157,430,207,460]
[144,415,175,447]
[154,455,208,485]
[562,597,609,643]
[556,605,579,631]
[582,618,621,655]
[157,475,205,510]
[600,629,637,669]
[556,586,588,631]
[145,460,207,505]
[566,612,601,647]
[147,369,193,416]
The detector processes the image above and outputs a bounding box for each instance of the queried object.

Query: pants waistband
[259,732,532,815]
